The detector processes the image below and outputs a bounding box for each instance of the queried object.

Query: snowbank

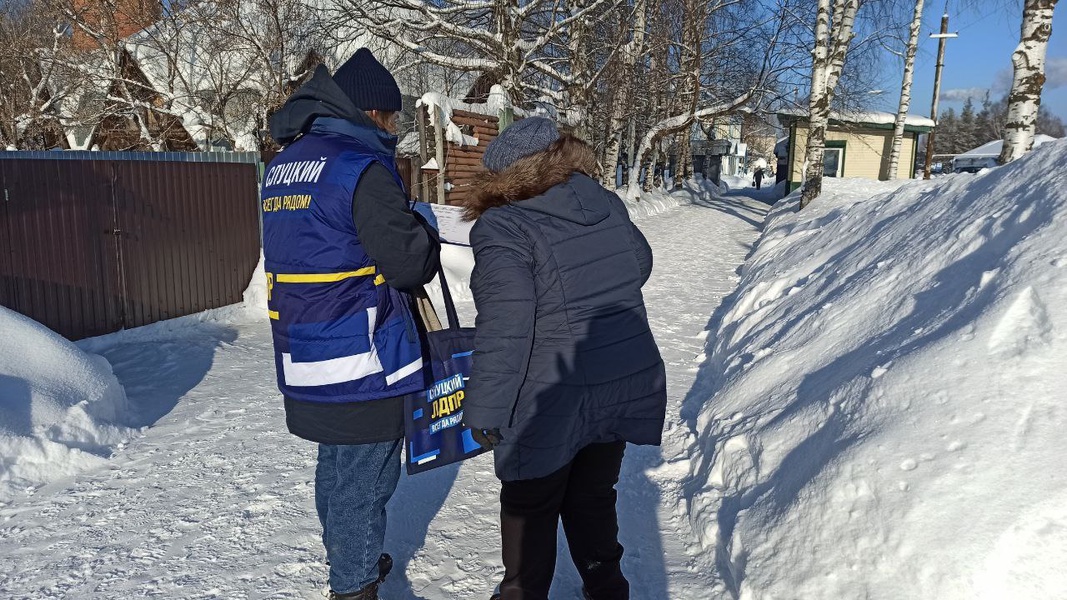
[423,244,477,327]
[0,306,136,501]
[686,140,1067,598]
[0,257,268,499]
[616,179,708,219]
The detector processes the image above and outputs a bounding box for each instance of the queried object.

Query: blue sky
[870,0,1067,121]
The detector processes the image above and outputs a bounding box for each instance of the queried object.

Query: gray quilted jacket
[464,172,667,481]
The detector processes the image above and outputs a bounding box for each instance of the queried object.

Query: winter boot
[376,553,393,583]
[327,554,393,600]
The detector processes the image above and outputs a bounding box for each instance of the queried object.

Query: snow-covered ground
[3,140,1065,599]
[685,140,1067,599]
[0,184,767,599]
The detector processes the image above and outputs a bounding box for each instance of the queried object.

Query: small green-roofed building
[776,110,935,192]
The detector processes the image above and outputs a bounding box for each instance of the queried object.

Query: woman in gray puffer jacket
[461,117,667,600]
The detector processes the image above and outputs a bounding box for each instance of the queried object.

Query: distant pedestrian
[462,117,668,600]
[261,48,439,600]
[754,166,765,190]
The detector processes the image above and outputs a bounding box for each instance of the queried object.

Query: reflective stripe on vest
[266,268,386,321]
[261,119,425,404]
[276,267,375,283]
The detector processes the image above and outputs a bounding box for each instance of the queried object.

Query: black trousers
[498,442,629,600]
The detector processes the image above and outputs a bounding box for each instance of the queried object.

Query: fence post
[433,106,446,205]
[417,104,431,202]
[0,163,13,314]
[499,107,514,132]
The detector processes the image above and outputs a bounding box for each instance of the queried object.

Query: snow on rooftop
[417,93,486,147]
[398,131,421,156]
[778,107,936,128]
[957,134,1058,157]
[686,139,1067,598]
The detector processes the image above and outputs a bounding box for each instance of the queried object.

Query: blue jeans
[315,439,402,594]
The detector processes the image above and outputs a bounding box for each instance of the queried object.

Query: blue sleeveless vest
[261,117,426,403]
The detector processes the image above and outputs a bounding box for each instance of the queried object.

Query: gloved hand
[469,427,503,450]
[410,207,442,245]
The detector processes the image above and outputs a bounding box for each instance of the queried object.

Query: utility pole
[923,6,959,179]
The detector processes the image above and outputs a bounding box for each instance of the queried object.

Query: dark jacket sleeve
[609,194,653,285]
[631,223,653,285]
[463,212,536,430]
[353,162,440,290]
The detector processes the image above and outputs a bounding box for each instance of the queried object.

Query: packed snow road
[0,186,770,600]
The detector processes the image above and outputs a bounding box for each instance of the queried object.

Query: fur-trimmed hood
[463,134,602,221]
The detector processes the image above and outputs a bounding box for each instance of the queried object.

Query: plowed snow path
[0,191,768,599]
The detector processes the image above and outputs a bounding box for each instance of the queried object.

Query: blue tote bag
[404,265,488,474]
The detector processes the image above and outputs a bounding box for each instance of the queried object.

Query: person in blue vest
[261,49,439,600]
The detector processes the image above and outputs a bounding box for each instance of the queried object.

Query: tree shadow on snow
[722,183,782,207]
[686,192,770,231]
[674,172,1059,597]
[615,444,671,599]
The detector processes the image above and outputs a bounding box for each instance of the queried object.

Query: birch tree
[600,0,648,185]
[627,0,787,198]
[636,8,672,193]
[0,0,81,149]
[998,0,1058,164]
[887,0,923,179]
[799,0,859,210]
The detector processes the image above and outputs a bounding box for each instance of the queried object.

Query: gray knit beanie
[483,117,560,173]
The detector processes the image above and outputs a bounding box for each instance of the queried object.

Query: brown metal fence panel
[0,159,122,339]
[0,152,260,340]
[0,167,10,317]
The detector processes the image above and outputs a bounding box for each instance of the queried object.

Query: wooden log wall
[443,109,499,205]
[414,105,523,207]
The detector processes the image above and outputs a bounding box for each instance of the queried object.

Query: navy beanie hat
[333,48,403,112]
[483,117,561,173]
